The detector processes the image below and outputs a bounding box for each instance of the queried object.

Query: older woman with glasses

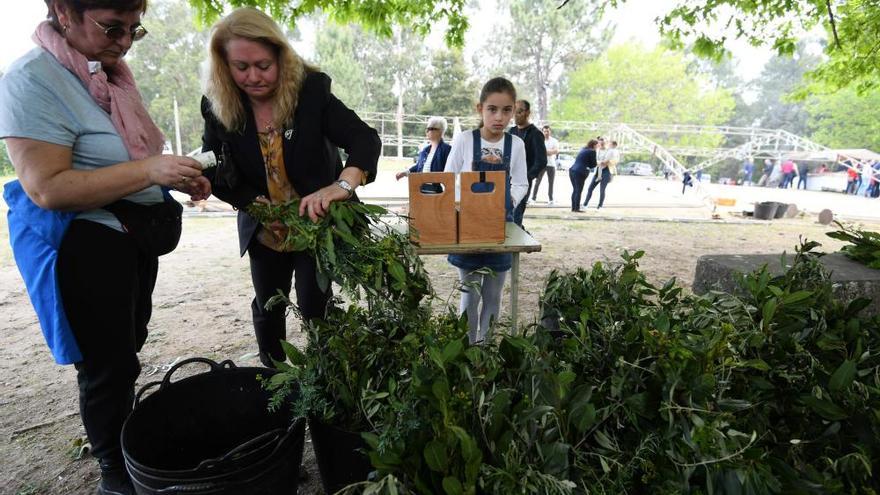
[0,1,209,493]
[396,116,452,180]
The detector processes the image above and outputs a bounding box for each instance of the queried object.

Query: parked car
[556,153,576,171]
[618,161,653,176]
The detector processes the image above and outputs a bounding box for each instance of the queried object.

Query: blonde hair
[205,7,315,132]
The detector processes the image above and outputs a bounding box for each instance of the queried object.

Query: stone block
[693,252,880,317]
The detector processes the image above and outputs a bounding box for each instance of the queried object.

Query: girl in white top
[444,77,528,344]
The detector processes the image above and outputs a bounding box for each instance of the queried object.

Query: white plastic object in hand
[189,151,218,170]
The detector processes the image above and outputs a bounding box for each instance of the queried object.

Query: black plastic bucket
[309,417,372,494]
[772,202,788,219]
[753,202,778,220]
[121,358,305,495]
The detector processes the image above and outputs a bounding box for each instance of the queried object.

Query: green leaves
[552,43,735,146]
[528,241,880,493]
[801,395,849,421]
[652,0,880,93]
[187,0,470,47]
[828,360,857,392]
[279,226,880,495]
[827,223,880,270]
[247,199,433,307]
[424,440,448,472]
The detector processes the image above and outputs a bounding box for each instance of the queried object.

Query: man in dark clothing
[796,162,809,189]
[508,100,547,228]
[682,170,694,194]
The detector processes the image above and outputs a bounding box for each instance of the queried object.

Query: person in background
[779,158,795,188]
[860,160,873,196]
[682,170,694,194]
[742,156,754,186]
[583,137,604,205]
[796,161,809,190]
[583,140,618,209]
[569,139,598,212]
[531,124,558,205]
[846,165,859,194]
[0,1,210,493]
[395,116,451,181]
[508,99,546,227]
[444,77,528,344]
[870,161,880,198]
[200,8,380,367]
[757,159,773,186]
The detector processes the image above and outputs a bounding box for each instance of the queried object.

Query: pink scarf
[32,21,164,160]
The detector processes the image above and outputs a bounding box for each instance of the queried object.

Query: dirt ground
[1,209,877,495]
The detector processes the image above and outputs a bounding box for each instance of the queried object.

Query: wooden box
[408,172,457,245]
[458,170,506,244]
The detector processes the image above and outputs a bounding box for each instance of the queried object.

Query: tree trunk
[537,79,548,124]
[534,50,548,123]
[396,76,404,159]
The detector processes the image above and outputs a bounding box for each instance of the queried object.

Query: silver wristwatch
[335,179,354,198]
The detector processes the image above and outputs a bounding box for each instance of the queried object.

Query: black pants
[57,220,157,463]
[532,166,555,201]
[797,175,807,189]
[569,169,588,210]
[512,179,533,227]
[584,168,611,208]
[248,238,331,367]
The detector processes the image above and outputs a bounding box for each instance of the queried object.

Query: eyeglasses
[426,127,440,131]
[85,14,148,42]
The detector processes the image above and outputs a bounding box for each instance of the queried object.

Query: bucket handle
[193,428,284,471]
[133,358,237,407]
[160,357,237,388]
[151,421,303,494]
[133,380,163,407]
[154,481,222,494]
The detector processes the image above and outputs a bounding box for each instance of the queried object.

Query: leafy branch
[827,221,880,269]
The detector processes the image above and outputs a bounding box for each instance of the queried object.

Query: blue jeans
[584,168,611,208]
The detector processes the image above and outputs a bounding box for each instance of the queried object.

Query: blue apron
[448,130,513,272]
[3,180,81,364]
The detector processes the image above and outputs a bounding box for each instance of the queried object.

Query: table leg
[510,252,519,330]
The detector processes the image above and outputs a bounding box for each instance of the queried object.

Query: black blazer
[201,71,381,256]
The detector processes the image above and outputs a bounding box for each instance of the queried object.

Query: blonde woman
[201,8,381,367]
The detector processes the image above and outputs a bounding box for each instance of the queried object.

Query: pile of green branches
[827,222,880,269]
[350,244,880,494]
[247,199,431,307]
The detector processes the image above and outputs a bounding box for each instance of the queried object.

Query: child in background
[444,77,529,344]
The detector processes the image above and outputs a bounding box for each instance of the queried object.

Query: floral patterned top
[256,128,299,252]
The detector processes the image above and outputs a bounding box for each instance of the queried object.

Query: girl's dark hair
[587,139,599,149]
[479,77,516,105]
[45,0,148,30]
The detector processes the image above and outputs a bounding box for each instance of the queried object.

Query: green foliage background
[647,0,880,94]
[127,0,209,154]
[0,141,13,176]
[806,87,880,151]
[552,43,735,148]
[417,50,479,118]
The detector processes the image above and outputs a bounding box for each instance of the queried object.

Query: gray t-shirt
[0,47,162,230]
